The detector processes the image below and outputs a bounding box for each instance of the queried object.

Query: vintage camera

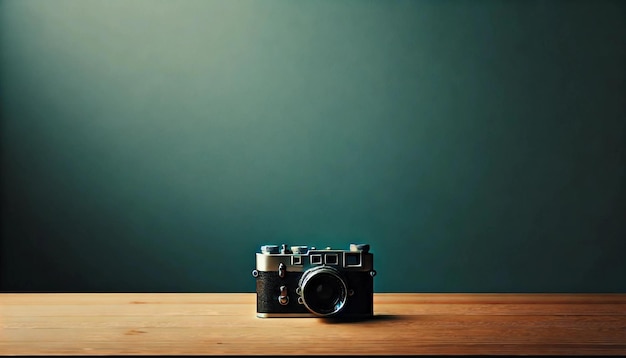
[251,243,376,318]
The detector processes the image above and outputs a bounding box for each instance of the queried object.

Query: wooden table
[1,293,625,356]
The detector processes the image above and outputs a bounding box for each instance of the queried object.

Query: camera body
[252,243,376,318]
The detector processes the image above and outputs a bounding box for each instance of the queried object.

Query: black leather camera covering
[256,270,373,316]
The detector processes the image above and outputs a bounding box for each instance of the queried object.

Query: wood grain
[1,293,625,355]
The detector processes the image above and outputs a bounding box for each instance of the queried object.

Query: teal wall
[1,0,624,293]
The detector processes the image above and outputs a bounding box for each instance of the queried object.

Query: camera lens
[299,266,347,316]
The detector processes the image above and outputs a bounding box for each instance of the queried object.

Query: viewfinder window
[344,253,361,267]
[310,255,322,264]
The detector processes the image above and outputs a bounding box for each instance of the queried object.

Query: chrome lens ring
[299,266,348,317]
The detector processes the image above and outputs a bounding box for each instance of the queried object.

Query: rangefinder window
[310,254,322,265]
[325,254,338,265]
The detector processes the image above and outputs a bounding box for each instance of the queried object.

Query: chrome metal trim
[256,252,373,272]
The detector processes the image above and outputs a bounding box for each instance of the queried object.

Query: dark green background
[1,0,624,293]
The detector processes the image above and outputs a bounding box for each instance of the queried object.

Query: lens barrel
[299,266,348,316]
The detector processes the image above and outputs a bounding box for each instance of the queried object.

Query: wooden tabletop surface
[1,293,625,356]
